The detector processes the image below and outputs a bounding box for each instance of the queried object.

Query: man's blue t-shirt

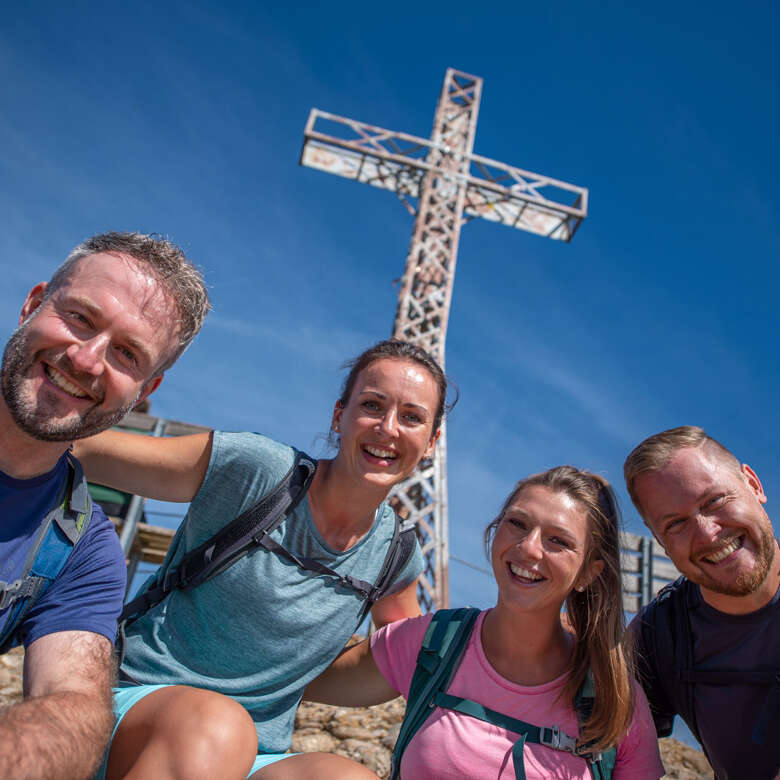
[0,453,126,648]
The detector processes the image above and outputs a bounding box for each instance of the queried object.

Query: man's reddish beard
[691,527,776,597]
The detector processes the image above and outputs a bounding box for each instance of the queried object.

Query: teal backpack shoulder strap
[390,607,480,780]
[390,618,617,780]
[573,671,617,780]
[0,455,92,652]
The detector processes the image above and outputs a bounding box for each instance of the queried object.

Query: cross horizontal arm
[300,109,588,241]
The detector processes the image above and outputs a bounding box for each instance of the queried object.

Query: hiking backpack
[119,449,418,641]
[0,455,94,653]
[390,607,617,780]
[637,576,780,747]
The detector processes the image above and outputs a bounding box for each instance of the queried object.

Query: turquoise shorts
[93,684,296,779]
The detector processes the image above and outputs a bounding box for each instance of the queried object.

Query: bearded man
[625,426,780,780]
[0,232,209,779]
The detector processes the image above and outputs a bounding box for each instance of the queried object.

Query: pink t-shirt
[370,611,665,780]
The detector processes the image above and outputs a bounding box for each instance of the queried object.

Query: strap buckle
[540,725,578,754]
[162,565,187,592]
[0,580,23,610]
[366,585,383,604]
[343,575,371,599]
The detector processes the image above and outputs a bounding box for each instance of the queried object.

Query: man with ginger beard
[0,232,209,779]
[625,426,780,780]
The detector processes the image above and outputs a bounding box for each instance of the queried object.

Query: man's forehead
[67,251,156,287]
[638,447,735,512]
[56,251,181,369]
[63,252,174,313]
[643,448,719,487]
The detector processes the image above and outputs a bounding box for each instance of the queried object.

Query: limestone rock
[0,648,24,708]
[290,730,339,753]
[660,737,714,780]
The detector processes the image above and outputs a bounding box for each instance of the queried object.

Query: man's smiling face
[1,251,178,441]
[635,445,776,606]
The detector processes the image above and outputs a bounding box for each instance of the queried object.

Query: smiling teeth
[364,445,397,459]
[702,537,742,564]
[45,366,88,398]
[509,563,543,581]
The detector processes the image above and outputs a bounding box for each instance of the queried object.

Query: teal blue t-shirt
[120,431,423,753]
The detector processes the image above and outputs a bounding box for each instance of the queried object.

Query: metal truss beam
[301,68,588,611]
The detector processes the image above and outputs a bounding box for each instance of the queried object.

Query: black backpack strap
[120,451,317,625]
[355,516,417,625]
[671,578,703,744]
[638,576,698,740]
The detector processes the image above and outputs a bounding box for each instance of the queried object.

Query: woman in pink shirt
[303,467,665,780]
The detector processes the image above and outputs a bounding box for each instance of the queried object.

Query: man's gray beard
[695,526,777,598]
[1,321,139,442]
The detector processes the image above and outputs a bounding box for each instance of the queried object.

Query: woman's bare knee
[251,752,379,780]
[108,686,257,780]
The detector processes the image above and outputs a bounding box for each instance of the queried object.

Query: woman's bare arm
[73,430,214,502]
[370,579,421,629]
[303,638,399,707]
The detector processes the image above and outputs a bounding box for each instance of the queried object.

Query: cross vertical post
[301,68,588,610]
[388,70,481,610]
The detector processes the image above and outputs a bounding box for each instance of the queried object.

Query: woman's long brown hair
[484,466,634,753]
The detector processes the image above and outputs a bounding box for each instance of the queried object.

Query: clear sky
[3,1,778,630]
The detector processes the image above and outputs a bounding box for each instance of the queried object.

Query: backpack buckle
[540,725,578,754]
[162,566,188,592]
[343,575,371,599]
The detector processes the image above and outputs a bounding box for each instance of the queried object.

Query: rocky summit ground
[1,647,712,778]
[293,698,714,780]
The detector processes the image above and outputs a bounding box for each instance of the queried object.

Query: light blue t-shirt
[121,431,423,753]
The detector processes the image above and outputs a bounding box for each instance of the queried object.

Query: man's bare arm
[0,630,115,780]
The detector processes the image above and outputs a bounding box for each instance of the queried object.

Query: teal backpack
[390,607,617,780]
[0,455,93,653]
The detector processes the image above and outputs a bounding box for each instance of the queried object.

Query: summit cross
[300,68,588,610]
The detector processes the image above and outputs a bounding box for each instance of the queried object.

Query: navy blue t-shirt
[0,453,126,648]
[633,581,780,780]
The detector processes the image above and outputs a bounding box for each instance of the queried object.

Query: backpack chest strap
[433,690,580,780]
[253,533,378,600]
[679,667,780,746]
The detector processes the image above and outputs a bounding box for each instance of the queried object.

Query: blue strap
[29,521,77,579]
[0,458,91,651]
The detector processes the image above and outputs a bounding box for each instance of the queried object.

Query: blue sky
[3,1,779,631]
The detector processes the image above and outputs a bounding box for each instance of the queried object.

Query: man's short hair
[47,231,210,373]
[624,425,741,518]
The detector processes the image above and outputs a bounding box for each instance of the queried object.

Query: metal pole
[640,536,653,607]
[118,416,167,555]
